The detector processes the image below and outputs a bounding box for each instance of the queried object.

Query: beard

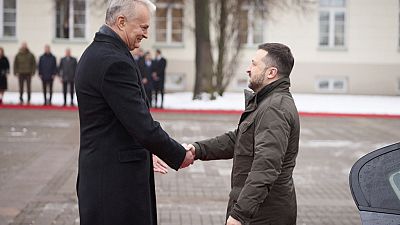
[248,73,265,92]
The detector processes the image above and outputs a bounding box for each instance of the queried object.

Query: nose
[246,66,251,75]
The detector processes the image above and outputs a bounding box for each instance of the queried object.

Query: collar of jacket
[243,77,291,112]
[96,25,131,56]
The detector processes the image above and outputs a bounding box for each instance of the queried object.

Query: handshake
[153,143,196,174]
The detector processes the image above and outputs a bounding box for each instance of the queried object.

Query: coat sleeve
[52,57,57,75]
[31,54,36,75]
[193,130,237,160]
[38,57,42,75]
[101,61,186,170]
[13,55,18,74]
[230,107,291,223]
[58,59,63,77]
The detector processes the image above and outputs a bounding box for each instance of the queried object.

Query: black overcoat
[75,27,186,225]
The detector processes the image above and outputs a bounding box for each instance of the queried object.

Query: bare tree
[193,0,314,99]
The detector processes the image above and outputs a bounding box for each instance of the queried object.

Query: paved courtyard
[0,109,399,225]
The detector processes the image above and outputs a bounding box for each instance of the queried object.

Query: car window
[389,171,400,201]
[358,149,400,210]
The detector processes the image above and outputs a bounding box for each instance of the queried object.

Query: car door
[349,142,400,225]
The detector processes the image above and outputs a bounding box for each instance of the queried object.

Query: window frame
[0,0,17,40]
[54,0,88,42]
[315,76,348,93]
[154,1,184,46]
[240,2,264,47]
[318,0,347,49]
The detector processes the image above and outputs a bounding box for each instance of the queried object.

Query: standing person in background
[0,47,10,104]
[143,51,154,107]
[59,48,78,106]
[152,49,166,108]
[14,42,36,105]
[38,45,57,106]
[132,48,146,89]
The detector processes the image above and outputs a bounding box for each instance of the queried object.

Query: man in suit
[58,48,77,106]
[152,49,166,108]
[74,1,194,225]
[38,45,57,105]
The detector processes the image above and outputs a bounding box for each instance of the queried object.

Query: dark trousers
[62,81,75,105]
[144,85,153,107]
[42,80,54,105]
[154,89,164,108]
[18,74,32,103]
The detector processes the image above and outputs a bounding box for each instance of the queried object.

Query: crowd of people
[132,48,167,108]
[0,42,77,106]
[0,43,167,108]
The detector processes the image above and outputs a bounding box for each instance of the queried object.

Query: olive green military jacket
[193,78,300,225]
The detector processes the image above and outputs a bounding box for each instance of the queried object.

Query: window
[319,0,346,48]
[55,0,86,40]
[165,73,186,91]
[0,0,16,38]
[155,0,183,44]
[239,2,264,46]
[316,77,347,93]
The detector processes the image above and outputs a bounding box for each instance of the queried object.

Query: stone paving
[0,109,400,225]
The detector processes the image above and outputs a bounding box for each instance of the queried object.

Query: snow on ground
[2,91,400,115]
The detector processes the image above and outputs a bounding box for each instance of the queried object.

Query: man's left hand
[153,154,169,174]
[226,216,242,225]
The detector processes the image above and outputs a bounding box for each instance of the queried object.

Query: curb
[1,104,400,119]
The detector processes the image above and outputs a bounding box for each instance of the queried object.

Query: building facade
[0,0,399,95]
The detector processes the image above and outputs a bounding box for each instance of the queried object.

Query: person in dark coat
[186,43,300,225]
[152,49,167,108]
[0,47,10,104]
[58,48,77,106]
[14,42,36,104]
[74,1,194,225]
[38,45,57,105]
[142,51,154,107]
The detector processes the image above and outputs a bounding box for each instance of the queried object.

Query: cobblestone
[0,109,399,224]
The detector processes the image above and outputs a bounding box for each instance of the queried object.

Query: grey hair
[105,0,156,25]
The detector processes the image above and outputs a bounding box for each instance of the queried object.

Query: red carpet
[1,104,400,119]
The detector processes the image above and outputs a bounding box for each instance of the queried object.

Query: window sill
[52,38,89,44]
[317,46,348,52]
[0,37,18,42]
[240,44,259,49]
[153,42,185,48]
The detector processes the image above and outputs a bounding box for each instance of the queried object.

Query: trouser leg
[70,82,75,105]
[18,75,24,102]
[42,80,47,105]
[26,75,31,103]
[49,80,53,105]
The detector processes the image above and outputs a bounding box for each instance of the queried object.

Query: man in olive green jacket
[14,42,36,104]
[187,43,300,225]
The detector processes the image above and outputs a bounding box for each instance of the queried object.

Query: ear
[116,15,126,30]
[266,67,278,79]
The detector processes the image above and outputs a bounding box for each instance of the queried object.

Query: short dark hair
[156,49,161,54]
[258,43,294,77]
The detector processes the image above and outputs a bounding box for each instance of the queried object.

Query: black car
[349,142,400,225]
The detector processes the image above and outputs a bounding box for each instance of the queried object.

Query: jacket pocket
[118,149,148,163]
[236,121,254,156]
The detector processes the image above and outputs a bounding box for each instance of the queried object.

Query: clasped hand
[180,143,195,169]
[152,143,196,174]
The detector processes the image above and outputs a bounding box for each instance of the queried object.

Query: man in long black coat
[74,1,194,225]
[152,49,167,108]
